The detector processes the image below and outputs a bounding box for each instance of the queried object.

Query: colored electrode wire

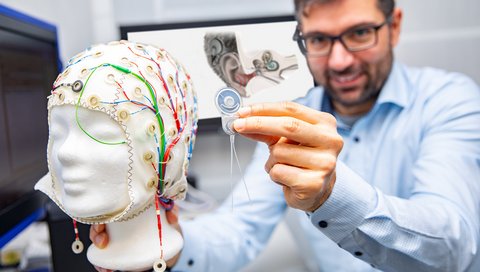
[188,95,199,161]
[71,219,84,254]
[74,64,126,146]
[73,219,80,241]
[100,100,149,115]
[65,52,96,70]
[127,44,184,132]
[59,58,193,192]
[118,83,156,112]
[126,54,191,194]
[154,195,164,259]
[157,72,181,130]
[70,62,176,190]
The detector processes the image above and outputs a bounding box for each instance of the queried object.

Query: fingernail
[233,119,245,131]
[237,107,251,117]
[95,234,105,248]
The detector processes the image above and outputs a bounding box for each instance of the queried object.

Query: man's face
[300,0,400,112]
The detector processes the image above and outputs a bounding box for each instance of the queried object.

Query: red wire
[154,195,164,259]
[129,60,159,101]
[175,71,189,126]
[156,72,180,130]
[161,135,181,178]
[72,220,79,240]
[120,87,156,112]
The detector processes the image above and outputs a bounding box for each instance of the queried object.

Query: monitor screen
[121,16,314,126]
[0,4,60,243]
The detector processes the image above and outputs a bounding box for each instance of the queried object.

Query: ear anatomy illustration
[204,31,298,98]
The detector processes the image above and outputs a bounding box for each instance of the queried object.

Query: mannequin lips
[63,184,84,195]
[60,171,91,185]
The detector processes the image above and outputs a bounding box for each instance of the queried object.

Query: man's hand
[89,205,182,272]
[233,101,343,212]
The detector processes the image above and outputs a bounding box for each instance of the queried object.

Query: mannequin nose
[56,135,80,167]
[327,41,354,72]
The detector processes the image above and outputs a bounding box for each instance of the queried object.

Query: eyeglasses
[293,17,392,57]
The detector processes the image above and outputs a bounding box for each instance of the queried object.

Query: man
[92,0,480,271]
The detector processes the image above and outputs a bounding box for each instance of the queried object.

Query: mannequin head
[204,32,299,97]
[36,41,198,224]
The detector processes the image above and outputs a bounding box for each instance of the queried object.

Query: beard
[314,50,394,108]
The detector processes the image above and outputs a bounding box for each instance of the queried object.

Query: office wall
[2,0,478,83]
[396,0,480,83]
[113,0,293,25]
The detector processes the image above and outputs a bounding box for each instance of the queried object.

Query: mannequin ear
[219,52,248,97]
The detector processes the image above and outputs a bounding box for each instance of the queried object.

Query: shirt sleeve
[310,77,480,271]
[172,143,287,272]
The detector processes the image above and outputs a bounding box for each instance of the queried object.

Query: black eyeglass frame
[293,16,393,57]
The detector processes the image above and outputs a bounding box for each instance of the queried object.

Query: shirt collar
[374,61,412,109]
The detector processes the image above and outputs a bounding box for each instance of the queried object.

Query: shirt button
[318,220,328,228]
[353,136,360,143]
[354,251,363,256]
[188,259,194,266]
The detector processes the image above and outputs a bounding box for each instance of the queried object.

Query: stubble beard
[315,50,394,108]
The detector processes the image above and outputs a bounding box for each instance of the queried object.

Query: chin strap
[71,219,84,254]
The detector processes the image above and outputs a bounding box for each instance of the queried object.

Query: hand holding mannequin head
[35,40,198,271]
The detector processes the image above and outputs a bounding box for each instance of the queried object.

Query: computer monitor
[120,15,314,132]
[0,4,61,247]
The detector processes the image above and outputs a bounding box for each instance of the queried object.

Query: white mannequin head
[36,40,198,224]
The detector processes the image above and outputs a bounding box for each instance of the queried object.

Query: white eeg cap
[35,40,198,224]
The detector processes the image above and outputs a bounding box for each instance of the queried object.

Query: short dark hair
[294,0,395,21]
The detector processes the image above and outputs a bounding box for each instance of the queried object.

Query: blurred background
[0,0,478,271]
[1,0,478,83]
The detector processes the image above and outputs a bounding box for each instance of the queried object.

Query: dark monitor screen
[0,4,60,245]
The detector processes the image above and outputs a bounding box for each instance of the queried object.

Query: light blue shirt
[174,62,480,272]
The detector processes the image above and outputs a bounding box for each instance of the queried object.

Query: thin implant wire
[230,134,251,212]
[230,135,234,211]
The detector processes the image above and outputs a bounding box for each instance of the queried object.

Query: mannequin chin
[35,40,198,272]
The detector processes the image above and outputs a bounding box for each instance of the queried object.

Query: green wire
[110,64,166,183]
[75,64,126,145]
[74,62,167,188]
